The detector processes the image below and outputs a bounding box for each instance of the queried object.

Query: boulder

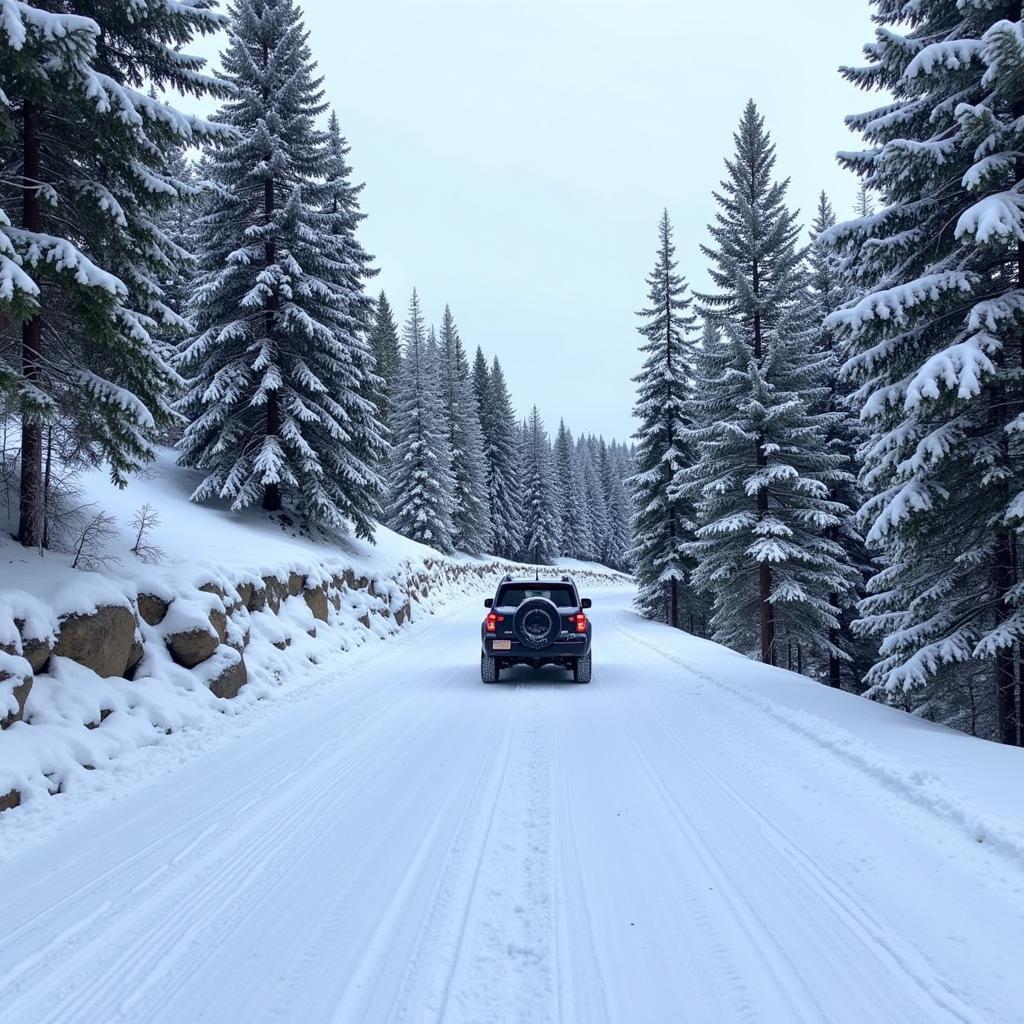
[19,634,52,674]
[358,613,371,629]
[209,608,228,644]
[1,667,32,729]
[198,582,226,601]
[247,585,267,612]
[126,636,145,676]
[137,593,170,626]
[394,605,408,627]
[54,605,136,678]
[236,582,254,610]
[166,625,218,669]
[0,789,20,814]
[262,576,286,614]
[272,638,290,651]
[210,651,247,699]
[287,572,304,598]
[303,584,329,623]
[353,575,370,593]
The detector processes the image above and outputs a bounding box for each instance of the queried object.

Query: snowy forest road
[0,587,1022,1024]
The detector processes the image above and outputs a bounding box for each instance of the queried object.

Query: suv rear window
[497,585,577,608]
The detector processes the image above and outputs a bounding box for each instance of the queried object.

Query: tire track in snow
[1,662,471,1024]
[612,620,989,1024]
[321,684,523,1024]
[431,683,559,1024]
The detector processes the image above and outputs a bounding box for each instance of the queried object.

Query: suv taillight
[486,612,504,633]
[568,612,587,633]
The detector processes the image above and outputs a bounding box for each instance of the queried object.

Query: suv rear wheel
[481,653,499,684]
[573,652,592,684]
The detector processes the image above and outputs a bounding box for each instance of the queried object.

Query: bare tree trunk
[752,238,774,664]
[18,99,43,548]
[757,476,774,665]
[42,425,52,549]
[994,530,1018,744]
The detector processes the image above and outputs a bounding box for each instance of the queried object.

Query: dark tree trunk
[757,459,774,665]
[18,100,43,548]
[828,651,842,689]
[42,425,53,549]
[994,530,1018,745]
[751,236,774,664]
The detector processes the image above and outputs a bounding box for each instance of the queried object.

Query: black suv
[480,575,593,683]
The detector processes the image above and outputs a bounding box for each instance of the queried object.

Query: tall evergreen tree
[480,356,523,558]
[809,192,873,688]
[471,346,490,411]
[386,289,455,550]
[600,438,632,571]
[552,420,590,559]
[827,3,1024,743]
[368,291,400,424]
[685,102,857,665]
[437,305,492,553]
[322,107,381,471]
[0,0,227,547]
[177,0,384,536]
[520,406,559,563]
[630,210,701,626]
[578,436,608,563]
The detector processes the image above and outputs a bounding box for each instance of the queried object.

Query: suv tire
[573,652,592,684]
[512,597,561,650]
[481,653,499,683]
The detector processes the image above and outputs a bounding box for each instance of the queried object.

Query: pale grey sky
[191,1,876,440]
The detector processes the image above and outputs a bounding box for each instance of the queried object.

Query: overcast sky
[192,1,876,441]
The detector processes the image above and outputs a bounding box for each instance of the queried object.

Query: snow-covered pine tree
[480,356,523,558]
[0,0,227,547]
[854,181,874,219]
[808,192,873,689]
[826,4,1024,743]
[578,436,608,563]
[684,102,857,666]
[630,209,702,626]
[552,420,591,559]
[322,108,384,473]
[519,406,559,564]
[385,289,455,550]
[599,438,631,571]
[153,149,201,365]
[471,346,490,411]
[177,0,385,537]
[368,291,400,424]
[437,305,492,553]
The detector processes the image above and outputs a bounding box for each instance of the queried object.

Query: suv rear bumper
[481,634,591,660]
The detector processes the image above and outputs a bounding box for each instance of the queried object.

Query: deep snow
[1,587,1023,1023]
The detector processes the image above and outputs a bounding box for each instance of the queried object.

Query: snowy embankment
[0,449,627,816]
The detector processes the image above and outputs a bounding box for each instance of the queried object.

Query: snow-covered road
[1,587,1022,1023]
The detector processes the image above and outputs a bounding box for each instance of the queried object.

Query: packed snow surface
[1,587,1023,1023]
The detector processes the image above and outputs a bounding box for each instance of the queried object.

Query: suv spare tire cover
[512,597,561,650]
